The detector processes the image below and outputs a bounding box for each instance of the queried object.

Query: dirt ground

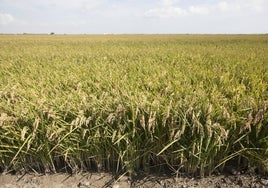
[0,172,268,188]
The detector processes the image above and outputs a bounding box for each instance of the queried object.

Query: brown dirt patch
[0,172,267,188]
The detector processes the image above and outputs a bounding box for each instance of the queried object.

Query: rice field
[0,34,267,177]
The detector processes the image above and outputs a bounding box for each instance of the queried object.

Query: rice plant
[0,34,267,177]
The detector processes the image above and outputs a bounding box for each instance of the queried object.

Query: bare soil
[0,172,268,188]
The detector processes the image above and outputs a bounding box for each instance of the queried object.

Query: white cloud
[188,5,209,15]
[144,3,209,18]
[217,1,241,12]
[145,0,267,19]
[217,1,228,11]
[0,13,14,25]
[217,0,265,12]
[144,7,186,18]
[159,0,180,6]
[1,0,267,34]
[79,0,107,13]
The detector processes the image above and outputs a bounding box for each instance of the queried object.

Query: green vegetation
[0,34,267,177]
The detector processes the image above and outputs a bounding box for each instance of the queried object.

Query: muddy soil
[0,172,268,188]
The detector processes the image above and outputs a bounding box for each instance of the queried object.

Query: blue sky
[0,0,267,34]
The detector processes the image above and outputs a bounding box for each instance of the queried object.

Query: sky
[0,0,268,34]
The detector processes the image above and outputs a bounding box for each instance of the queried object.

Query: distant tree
[50,32,55,35]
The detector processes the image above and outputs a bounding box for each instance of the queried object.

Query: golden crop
[0,34,267,176]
